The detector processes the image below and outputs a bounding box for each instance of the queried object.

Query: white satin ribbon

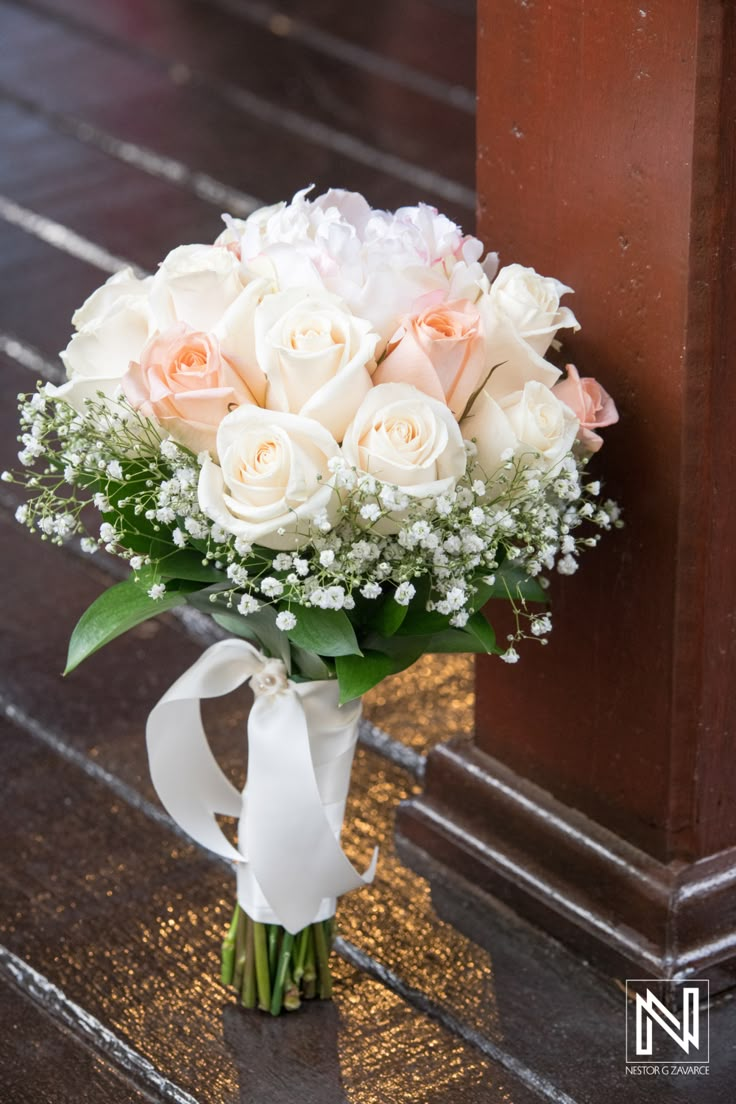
[146,638,378,934]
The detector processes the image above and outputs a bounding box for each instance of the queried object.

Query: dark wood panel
[0,221,104,358]
[0,98,227,268]
[223,0,476,93]
[472,0,699,859]
[33,0,475,183]
[0,1,474,224]
[695,1,736,856]
[0,979,154,1104]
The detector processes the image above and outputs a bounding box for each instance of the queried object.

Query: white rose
[505,381,579,468]
[198,406,340,550]
[255,288,378,441]
[149,243,246,332]
[477,264,580,402]
[71,266,151,329]
[491,264,579,356]
[213,276,275,406]
[53,268,154,412]
[464,381,578,479]
[342,383,467,520]
[461,389,519,481]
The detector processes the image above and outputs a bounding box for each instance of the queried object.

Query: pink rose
[372,297,485,419]
[553,364,618,453]
[123,323,259,454]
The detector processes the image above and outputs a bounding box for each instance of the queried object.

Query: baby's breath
[10,386,621,659]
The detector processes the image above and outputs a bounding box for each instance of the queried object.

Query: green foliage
[209,605,292,670]
[336,649,421,704]
[284,605,362,657]
[336,607,499,701]
[138,550,223,585]
[65,578,193,674]
[483,563,548,605]
[97,463,173,561]
[370,596,409,637]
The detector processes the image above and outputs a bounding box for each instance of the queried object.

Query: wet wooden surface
[2,1,734,1102]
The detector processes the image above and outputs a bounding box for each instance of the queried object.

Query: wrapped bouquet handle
[146,638,378,934]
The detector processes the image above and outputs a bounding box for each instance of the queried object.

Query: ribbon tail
[146,638,268,863]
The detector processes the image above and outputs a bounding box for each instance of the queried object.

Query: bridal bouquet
[8,187,619,1014]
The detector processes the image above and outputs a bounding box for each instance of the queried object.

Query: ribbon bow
[146,638,377,933]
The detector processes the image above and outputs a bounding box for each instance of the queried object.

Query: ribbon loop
[146,639,377,932]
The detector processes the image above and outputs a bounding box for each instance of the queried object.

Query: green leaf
[210,606,291,670]
[65,580,189,674]
[335,649,420,703]
[369,591,410,637]
[394,606,450,637]
[286,606,362,657]
[290,644,334,682]
[211,610,260,644]
[464,610,497,653]
[95,465,173,561]
[155,550,224,584]
[459,360,508,422]
[486,564,548,605]
[365,618,499,659]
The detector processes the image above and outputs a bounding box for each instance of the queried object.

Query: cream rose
[477,264,580,401]
[149,243,246,332]
[373,297,485,419]
[461,390,519,481]
[123,324,259,455]
[53,268,154,412]
[465,381,579,479]
[213,276,273,406]
[254,288,378,441]
[342,383,466,507]
[505,381,579,469]
[198,406,340,550]
[490,264,579,356]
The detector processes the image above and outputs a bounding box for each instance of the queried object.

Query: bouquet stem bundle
[221,905,334,1014]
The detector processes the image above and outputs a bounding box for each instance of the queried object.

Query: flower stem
[302,925,317,999]
[313,921,333,1000]
[253,922,272,1012]
[292,926,309,985]
[270,931,295,1016]
[221,904,336,1012]
[220,904,239,986]
[232,908,247,992]
[284,971,302,1012]
[241,916,257,1009]
[267,923,280,975]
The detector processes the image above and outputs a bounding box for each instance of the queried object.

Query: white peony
[223,187,494,345]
